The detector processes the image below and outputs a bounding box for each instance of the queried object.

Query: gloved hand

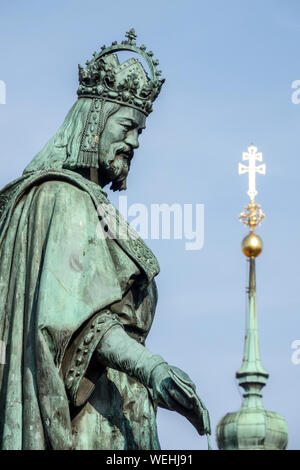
[150,363,211,436]
[95,322,211,436]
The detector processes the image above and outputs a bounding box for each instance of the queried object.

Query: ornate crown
[77,29,165,116]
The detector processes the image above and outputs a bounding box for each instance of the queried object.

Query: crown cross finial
[238,145,266,201]
[125,28,137,45]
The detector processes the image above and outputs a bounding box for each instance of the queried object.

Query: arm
[95,322,166,387]
[95,320,211,437]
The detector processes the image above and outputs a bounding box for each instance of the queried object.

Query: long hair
[23,99,120,173]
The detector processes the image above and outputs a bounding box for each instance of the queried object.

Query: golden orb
[242,233,263,258]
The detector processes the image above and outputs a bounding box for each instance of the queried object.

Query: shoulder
[26,178,98,224]
[35,179,88,197]
[32,179,93,207]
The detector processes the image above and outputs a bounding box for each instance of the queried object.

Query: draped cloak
[0,169,161,450]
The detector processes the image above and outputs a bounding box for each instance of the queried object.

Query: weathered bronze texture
[0,30,210,450]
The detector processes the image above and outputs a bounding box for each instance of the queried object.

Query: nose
[125,129,139,150]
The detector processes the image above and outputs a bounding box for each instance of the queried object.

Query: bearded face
[98,106,146,191]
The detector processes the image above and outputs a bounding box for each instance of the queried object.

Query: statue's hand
[150,364,211,436]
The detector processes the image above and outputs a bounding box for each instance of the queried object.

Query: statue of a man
[0,30,210,450]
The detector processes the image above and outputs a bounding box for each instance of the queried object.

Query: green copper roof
[236,258,268,398]
[216,258,288,450]
[216,409,288,450]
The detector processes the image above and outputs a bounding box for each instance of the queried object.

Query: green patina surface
[0,30,211,450]
[216,258,288,450]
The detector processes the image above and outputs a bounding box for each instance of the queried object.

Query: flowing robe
[0,169,161,450]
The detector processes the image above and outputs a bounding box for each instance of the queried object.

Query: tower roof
[216,145,288,450]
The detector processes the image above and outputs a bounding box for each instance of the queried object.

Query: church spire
[216,145,288,450]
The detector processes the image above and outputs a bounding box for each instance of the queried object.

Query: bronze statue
[0,29,210,450]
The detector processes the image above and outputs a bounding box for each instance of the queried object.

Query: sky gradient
[0,0,299,450]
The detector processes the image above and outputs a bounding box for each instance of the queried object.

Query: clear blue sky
[0,0,299,450]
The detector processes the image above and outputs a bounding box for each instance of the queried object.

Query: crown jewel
[77,29,165,115]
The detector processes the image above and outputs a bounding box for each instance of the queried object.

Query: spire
[216,145,288,450]
[236,256,268,410]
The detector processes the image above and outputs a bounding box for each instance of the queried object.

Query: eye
[121,123,132,131]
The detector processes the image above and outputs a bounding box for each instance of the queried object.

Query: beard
[100,142,133,191]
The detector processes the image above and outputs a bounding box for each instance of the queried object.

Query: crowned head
[24,30,165,192]
[76,29,165,190]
